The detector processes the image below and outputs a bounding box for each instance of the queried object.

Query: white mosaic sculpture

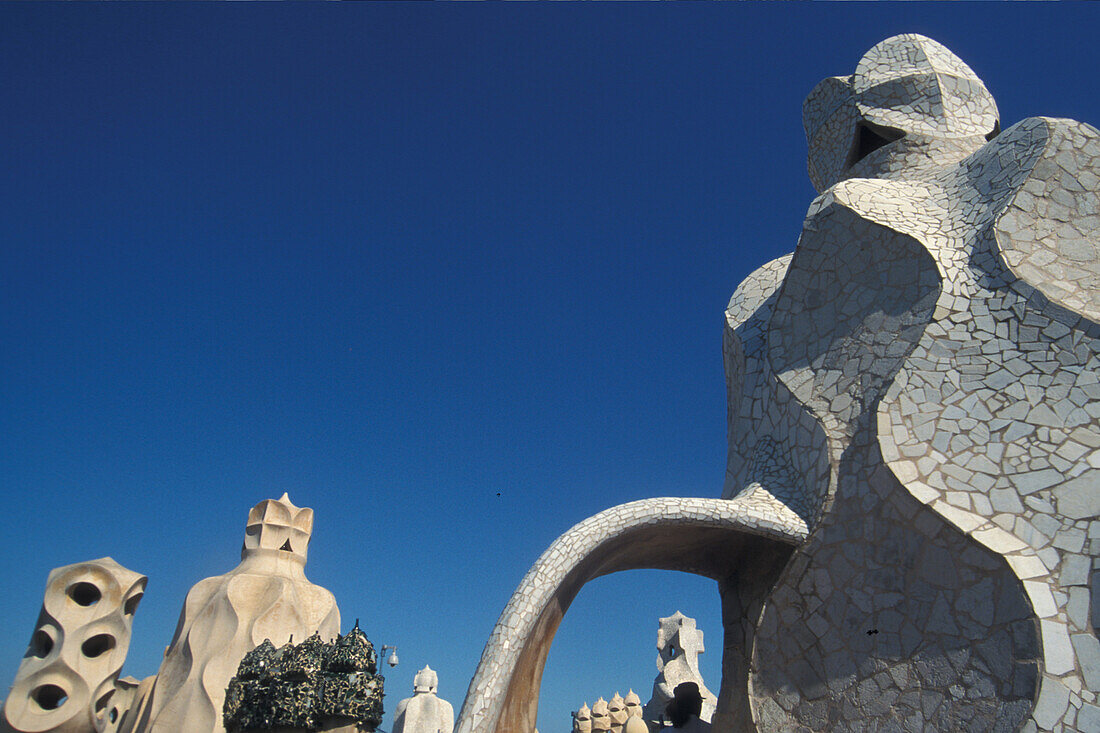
[457,34,1100,733]
[393,665,455,733]
[641,613,715,726]
[3,559,146,733]
[136,493,340,733]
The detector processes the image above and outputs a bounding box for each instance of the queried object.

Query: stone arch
[456,497,806,733]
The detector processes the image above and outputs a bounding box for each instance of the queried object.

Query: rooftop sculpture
[138,493,341,733]
[4,495,347,733]
[568,611,714,733]
[6,30,1100,733]
[590,698,609,733]
[573,690,643,733]
[2,558,146,733]
[606,693,626,733]
[571,703,591,733]
[622,691,641,723]
[456,34,1100,733]
[641,612,715,726]
[392,665,455,733]
[222,623,385,733]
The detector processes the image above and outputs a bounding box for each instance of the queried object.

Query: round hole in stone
[124,592,143,616]
[109,708,118,723]
[67,582,101,607]
[82,634,116,658]
[94,690,113,713]
[29,629,53,658]
[31,684,68,710]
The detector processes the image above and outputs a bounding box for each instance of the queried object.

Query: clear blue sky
[3,4,1099,731]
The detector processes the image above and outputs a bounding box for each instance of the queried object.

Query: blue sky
[2,4,1099,731]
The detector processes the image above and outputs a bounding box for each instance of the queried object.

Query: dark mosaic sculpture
[224,622,384,733]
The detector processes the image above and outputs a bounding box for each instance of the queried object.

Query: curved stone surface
[458,32,1099,733]
[851,34,998,140]
[872,117,1100,731]
[993,118,1100,322]
[137,494,340,733]
[749,42,1100,731]
[3,558,146,733]
[748,126,1041,730]
[102,674,154,733]
[455,497,806,733]
[804,34,998,194]
[723,254,831,529]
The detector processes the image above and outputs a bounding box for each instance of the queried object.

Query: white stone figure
[607,693,626,733]
[137,493,340,733]
[590,698,610,733]
[623,691,642,722]
[2,558,146,733]
[642,613,714,725]
[572,702,592,733]
[392,665,455,733]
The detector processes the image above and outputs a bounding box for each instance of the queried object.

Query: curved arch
[456,496,807,733]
